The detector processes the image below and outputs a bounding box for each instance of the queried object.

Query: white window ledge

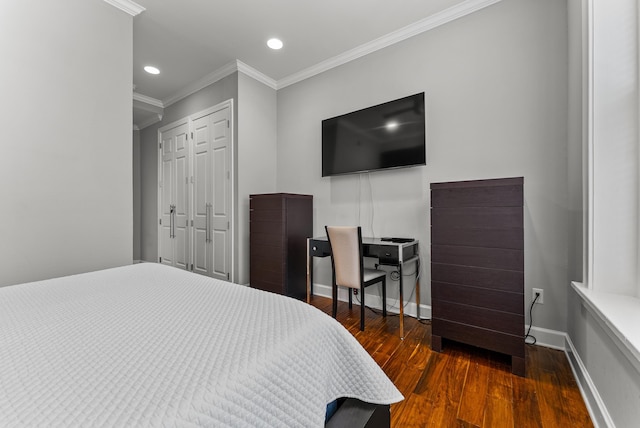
[572,282,640,373]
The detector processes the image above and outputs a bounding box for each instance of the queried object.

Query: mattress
[0,263,402,427]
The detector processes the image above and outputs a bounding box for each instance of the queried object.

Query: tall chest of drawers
[430,177,525,376]
[249,193,313,300]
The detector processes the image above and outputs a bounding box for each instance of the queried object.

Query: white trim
[312,282,568,350]
[525,326,566,350]
[137,1,503,104]
[133,92,163,109]
[312,282,431,320]
[163,61,238,108]
[101,0,144,16]
[136,113,163,130]
[236,60,277,90]
[276,0,504,89]
[565,334,615,428]
[160,60,276,108]
[572,281,640,374]
[228,100,236,284]
[586,0,595,289]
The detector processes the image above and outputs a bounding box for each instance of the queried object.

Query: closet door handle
[173,205,177,238]
[170,204,176,238]
[206,203,211,243]
[169,205,173,238]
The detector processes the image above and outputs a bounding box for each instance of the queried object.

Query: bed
[0,263,402,426]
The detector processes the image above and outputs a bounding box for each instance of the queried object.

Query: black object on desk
[307,236,420,339]
[380,237,414,243]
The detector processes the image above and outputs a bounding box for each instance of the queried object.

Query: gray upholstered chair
[325,226,387,331]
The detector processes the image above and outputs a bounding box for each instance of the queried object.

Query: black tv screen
[322,93,425,177]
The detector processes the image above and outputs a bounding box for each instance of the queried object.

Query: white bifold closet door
[158,102,231,281]
[191,106,231,281]
[159,122,190,270]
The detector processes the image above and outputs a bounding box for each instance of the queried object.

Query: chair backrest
[325,226,363,289]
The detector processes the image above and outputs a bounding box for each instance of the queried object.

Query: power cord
[525,292,540,345]
[352,264,421,317]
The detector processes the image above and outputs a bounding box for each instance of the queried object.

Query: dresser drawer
[432,299,523,336]
[431,244,523,272]
[250,255,284,276]
[250,196,284,211]
[250,209,284,223]
[250,226,284,247]
[432,281,522,314]
[431,178,523,208]
[431,263,523,293]
[432,318,524,358]
[431,224,523,250]
[251,279,285,295]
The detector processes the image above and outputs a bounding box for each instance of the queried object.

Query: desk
[307,236,420,339]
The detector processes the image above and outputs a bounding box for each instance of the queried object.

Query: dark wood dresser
[249,193,313,300]
[430,177,525,376]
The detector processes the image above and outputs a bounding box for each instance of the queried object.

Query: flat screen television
[322,92,425,177]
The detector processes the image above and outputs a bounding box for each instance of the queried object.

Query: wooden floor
[309,295,593,428]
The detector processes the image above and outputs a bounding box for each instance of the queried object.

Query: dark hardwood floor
[309,295,593,428]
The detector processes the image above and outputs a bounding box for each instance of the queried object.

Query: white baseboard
[313,283,569,351]
[313,282,610,426]
[312,282,431,320]
[525,325,566,350]
[564,335,614,428]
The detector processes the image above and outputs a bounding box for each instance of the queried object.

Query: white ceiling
[131,0,496,128]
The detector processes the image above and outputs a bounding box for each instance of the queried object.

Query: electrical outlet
[532,288,544,304]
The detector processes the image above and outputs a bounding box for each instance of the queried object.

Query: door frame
[157,99,235,282]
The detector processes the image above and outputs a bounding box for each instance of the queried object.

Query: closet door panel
[192,116,212,276]
[174,132,190,270]
[210,109,231,281]
[159,122,189,268]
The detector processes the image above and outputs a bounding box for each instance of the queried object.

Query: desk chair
[325,226,387,331]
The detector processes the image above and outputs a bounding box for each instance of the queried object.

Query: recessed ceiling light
[267,38,283,50]
[144,65,160,75]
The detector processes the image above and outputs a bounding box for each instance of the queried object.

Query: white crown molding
[151,0,503,102]
[102,0,145,16]
[161,60,277,108]
[163,61,239,107]
[133,92,164,109]
[136,113,163,130]
[276,0,504,89]
[236,60,277,90]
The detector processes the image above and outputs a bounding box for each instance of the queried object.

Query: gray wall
[0,0,133,286]
[276,0,570,331]
[237,73,278,284]
[133,130,142,261]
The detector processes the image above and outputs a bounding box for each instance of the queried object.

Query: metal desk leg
[399,263,404,340]
[415,258,420,320]
[306,238,312,304]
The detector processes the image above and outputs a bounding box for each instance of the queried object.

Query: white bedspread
[0,263,402,427]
